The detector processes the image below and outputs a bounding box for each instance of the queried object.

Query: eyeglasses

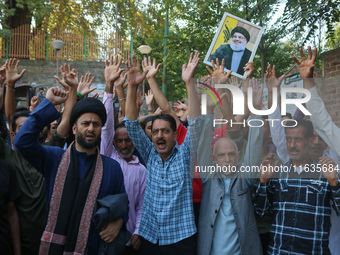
[232,35,246,40]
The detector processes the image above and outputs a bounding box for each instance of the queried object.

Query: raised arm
[54,64,84,138]
[5,59,26,131]
[105,55,126,115]
[114,72,127,116]
[241,78,264,182]
[294,47,340,155]
[145,89,155,114]
[265,64,289,163]
[141,57,181,126]
[182,51,200,119]
[125,55,148,121]
[14,87,68,172]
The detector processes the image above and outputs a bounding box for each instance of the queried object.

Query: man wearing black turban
[15,87,127,254]
[209,26,252,75]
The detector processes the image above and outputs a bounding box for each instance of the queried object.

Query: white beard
[230,40,247,52]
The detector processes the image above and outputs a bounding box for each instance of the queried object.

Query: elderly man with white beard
[209,26,252,75]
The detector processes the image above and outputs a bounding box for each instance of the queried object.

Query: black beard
[76,131,101,149]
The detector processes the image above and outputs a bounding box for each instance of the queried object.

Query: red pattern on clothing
[39,142,103,254]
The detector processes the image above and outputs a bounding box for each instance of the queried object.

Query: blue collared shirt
[124,116,203,245]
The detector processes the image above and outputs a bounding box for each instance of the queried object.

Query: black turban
[231,27,250,42]
[70,97,107,126]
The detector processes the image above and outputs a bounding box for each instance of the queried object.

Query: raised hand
[145,89,154,108]
[92,93,99,99]
[206,58,226,78]
[5,58,26,86]
[54,64,78,90]
[154,107,162,115]
[77,73,96,97]
[114,71,127,88]
[46,87,69,106]
[229,76,243,88]
[292,46,317,79]
[265,64,285,93]
[136,90,144,108]
[249,78,263,111]
[173,100,188,111]
[142,56,162,79]
[260,153,278,183]
[105,55,124,84]
[30,95,39,111]
[126,55,148,87]
[320,157,339,185]
[182,51,200,84]
[244,61,255,78]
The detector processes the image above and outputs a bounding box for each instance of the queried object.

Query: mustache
[119,147,132,152]
[289,147,300,153]
[156,139,166,144]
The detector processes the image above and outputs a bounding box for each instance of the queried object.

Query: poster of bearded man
[204,13,264,80]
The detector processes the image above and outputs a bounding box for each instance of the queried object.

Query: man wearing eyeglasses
[209,26,252,75]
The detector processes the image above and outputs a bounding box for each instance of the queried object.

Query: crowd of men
[0,45,340,255]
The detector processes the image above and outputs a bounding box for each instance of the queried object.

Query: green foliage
[283,0,340,45]
[325,22,340,50]
[1,0,339,100]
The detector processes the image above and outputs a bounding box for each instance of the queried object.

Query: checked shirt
[124,116,203,245]
[255,160,340,255]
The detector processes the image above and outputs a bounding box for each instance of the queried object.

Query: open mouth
[156,139,166,150]
[86,133,95,141]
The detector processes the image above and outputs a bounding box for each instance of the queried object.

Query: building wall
[317,48,340,125]
[0,59,117,87]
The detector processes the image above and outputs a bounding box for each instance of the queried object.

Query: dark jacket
[93,193,131,255]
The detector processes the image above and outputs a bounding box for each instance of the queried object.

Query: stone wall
[0,59,121,88]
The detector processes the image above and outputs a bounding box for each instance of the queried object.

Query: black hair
[114,122,126,131]
[285,118,314,139]
[11,111,30,132]
[142,115,155,130]
[151,114,177,132]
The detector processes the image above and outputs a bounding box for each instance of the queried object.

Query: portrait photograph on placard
[204,13,264,79]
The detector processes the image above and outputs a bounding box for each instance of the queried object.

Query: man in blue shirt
[123,53,201,254]
[15,87,126,254]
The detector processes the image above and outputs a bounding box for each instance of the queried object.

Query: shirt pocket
[306,183,324,206]
[274,180,289,202]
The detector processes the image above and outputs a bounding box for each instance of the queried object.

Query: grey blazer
[197,115,263,255]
